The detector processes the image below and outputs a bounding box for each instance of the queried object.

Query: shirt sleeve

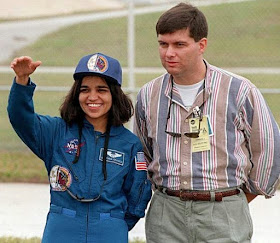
[241,87,280,198]
[133,90,153,163]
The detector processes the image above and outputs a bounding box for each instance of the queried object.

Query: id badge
[191,115,210,153]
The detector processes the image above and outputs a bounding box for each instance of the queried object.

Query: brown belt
[157,187,240,202]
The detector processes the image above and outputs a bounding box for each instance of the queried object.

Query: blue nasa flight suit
[7,81,152,243]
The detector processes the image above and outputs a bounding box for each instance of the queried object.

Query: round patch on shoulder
[49,165,72,191]
[87,54,108,73]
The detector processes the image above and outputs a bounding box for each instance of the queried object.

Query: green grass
[0,87,61,182]
[0,71,159,88]
[0,237,41,243]
[0,151,48,183]
[0,237,145,243]
[204,0,280,67]
[1,90,63,150]
[1,71,280,89]
[1,0,279,68]
[1,0,279,183]
[1,72,280,183]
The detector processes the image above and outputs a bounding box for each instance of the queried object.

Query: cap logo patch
[87,54,108,73]
[50,165,72,191]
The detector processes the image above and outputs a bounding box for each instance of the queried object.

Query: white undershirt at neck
[173,79,204,109]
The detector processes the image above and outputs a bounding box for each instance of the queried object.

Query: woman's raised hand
[10,56,42,85]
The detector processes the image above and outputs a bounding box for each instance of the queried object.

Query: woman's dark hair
[60,79,84,125]
[60,78,133,126]
[156,2,208,42]
[107,82,134,126]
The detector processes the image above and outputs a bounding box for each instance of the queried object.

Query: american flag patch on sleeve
[135,152,147,171]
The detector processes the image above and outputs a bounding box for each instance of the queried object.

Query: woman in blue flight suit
[8,53,151,243]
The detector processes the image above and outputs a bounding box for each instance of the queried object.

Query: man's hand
[10,56,42,85]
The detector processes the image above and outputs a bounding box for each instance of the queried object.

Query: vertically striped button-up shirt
[134,60,280,197]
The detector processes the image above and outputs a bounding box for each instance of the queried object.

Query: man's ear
[199,38,207,54]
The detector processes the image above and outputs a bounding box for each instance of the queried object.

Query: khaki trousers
[145,189,253,243]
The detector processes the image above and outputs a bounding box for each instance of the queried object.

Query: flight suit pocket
[43,204,86,243]
[132,179,152,214]
[49,204,76,218]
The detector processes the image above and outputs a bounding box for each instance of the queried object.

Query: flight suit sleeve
[123,143,152,231]
[7,79,59,165]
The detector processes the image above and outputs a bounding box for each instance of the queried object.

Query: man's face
[158,28,206,82]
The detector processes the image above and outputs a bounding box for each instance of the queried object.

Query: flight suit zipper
[88,133,100,193]
[86,203,90,243]
[86,133,100,241]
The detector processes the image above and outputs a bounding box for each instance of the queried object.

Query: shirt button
[185,119,188,123]
[183,181,187,185]
[183,162,187,166]
[184,140,188,144]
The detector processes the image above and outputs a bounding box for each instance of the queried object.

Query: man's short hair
[156,2,208,42]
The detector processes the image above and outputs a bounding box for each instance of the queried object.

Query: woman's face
[79,76,112,132]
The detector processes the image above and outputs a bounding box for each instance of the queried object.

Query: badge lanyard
[165,78,205,138]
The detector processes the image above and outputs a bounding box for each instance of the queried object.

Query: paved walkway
[0,183,279,242]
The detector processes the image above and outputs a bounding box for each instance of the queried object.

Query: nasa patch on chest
[63,138,85,155]
[99,148,124,166]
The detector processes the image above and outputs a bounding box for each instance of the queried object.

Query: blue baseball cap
[73,53,122,86]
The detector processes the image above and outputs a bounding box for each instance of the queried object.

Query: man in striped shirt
[134,3,280,243]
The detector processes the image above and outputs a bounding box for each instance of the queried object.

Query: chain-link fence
[0,0,279,152]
